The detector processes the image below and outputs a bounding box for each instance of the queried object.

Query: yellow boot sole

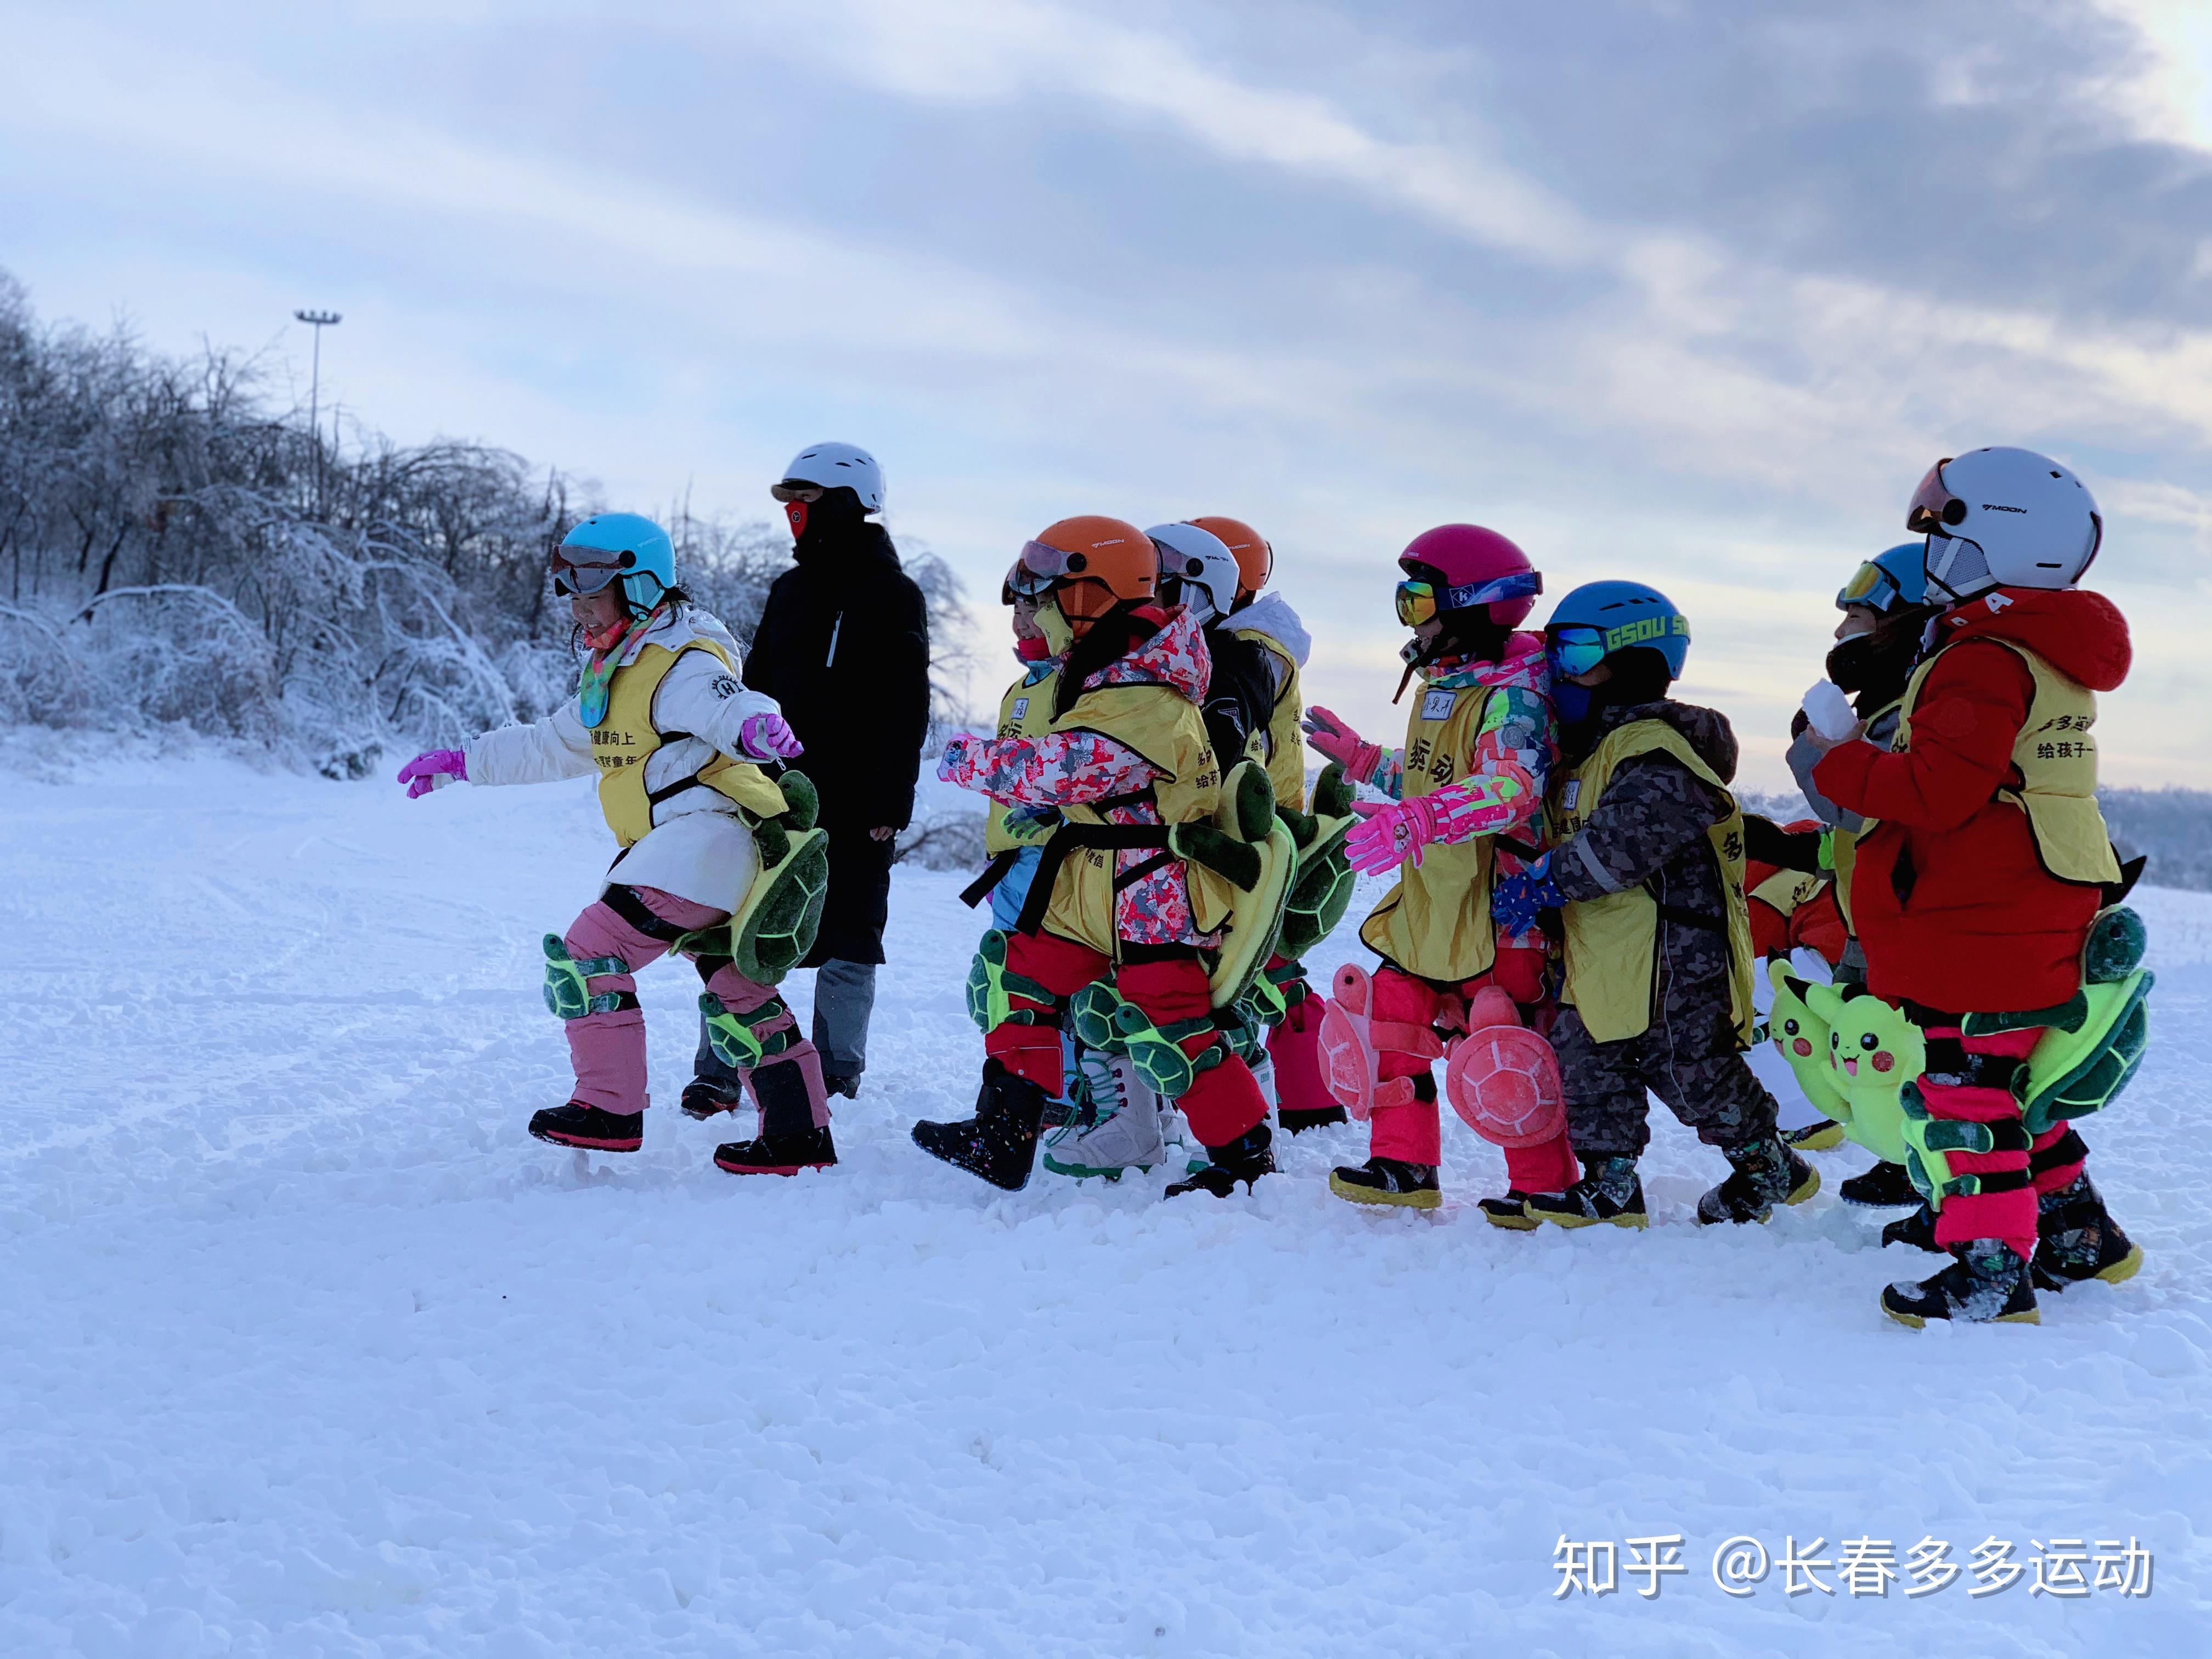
[1883,1301,2042,1330]
[1528,1205,1649,1231]
[2095,1243,2146,1285]
[1329,1171,1441,1211]
[1790,1122,1846,1153]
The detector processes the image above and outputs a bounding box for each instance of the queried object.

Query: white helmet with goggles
[1907,447,2101,604]
[1147,522,1240,627]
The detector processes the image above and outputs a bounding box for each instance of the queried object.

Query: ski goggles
[1393,569,1541,628]
[769,479,826,504]
[1904,459,1966,535]
[1545,624,1610,681]
[549,545,634,597]
[1837,558,1909,614]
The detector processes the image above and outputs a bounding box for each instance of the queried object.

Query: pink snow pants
[563,885,827,1125]
[1368,955,1578,1192]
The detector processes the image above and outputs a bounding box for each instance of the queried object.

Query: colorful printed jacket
[1351,631,1556,952]
[939,607,1218,947]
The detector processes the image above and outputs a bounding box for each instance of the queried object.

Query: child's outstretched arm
[938,729,1160,809]
[460,703,596,787]
[1343,685,1549,873]
[653,651,803,760]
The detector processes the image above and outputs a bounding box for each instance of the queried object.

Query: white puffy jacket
[465,607,789,911]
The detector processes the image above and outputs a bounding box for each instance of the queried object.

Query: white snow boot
[1043,1049,1165,1180]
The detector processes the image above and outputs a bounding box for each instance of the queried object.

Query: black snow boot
[911,1059,1049,1190]
[1882,1238,2040,1328]
[2032,1172,2145,1291]
[715,1124,837,1175]
[680,1077,745,1121]
[1881,1203,1943,1254]
[1526,1156,1647,1229]
[1696,1135,1819,1224]
[1166,1121,1275,1197]
[1839,1159,1920,1209]
[1328,1156,1439,1211]
[528,1102,645,1152]
[1278,1103,1349,1134]
[1476,1192,1541,1231]
[1784,1118,1845,1152]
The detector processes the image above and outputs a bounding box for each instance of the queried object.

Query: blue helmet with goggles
[1835,543,1927,617]
[1544,580,1690,681]
[551,514,676,617]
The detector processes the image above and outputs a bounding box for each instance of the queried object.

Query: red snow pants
[1367,947,1577,1190]
[988,930,1268,1149]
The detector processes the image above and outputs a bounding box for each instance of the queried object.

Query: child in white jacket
[398,513,836,1175]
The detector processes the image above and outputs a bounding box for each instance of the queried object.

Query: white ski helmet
[775,441,883,512]
[1906,447,2101,604]
[1147,522,1240,626]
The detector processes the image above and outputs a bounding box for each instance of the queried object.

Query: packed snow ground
[4,747,2208,1658]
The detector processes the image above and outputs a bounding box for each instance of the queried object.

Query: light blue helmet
[556,513,675,616]
[1836,543,1928,616]
[1543,579,1690,681]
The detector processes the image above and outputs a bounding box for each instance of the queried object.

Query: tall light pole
[294,308,341,510]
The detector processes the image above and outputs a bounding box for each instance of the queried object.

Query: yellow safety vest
[1551,719,1757,1046]
[1895,637,2120,887]
[984,667,1060,855]
[592,639,788,849]
[1357,678,1506,983]
[1750,867,1826,918]
[1234,628,1307,812]
[1036,681,1229,957]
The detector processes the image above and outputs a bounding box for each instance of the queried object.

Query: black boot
[1882,1238,2039,1327]
[1696,1135,1819,1224]
[1476,1192,1541,1231]
[911,1059,1049,1190]
[1881,1203,1943,1254]
[1278,1104,1350,1134]
[1526,1156,1647,1229]
[1327,1156,1439,1211]
[1839,1160,1920,1208]
[713,1062,837,1175]
[2032,1172,2145,1291]
[715,1124,837,1174]
[528,1102,644,1152]
[680,1078,745,1121]
[1165,1121,1274,1197]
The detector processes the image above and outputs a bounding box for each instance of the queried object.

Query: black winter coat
[742,523,931,833]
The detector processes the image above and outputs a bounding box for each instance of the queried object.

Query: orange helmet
[1018,515,1155,632]
[1190,515,1272,599]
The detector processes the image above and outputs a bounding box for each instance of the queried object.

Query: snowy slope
[3,752,2207,1658]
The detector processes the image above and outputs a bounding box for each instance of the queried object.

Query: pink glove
[396,749,466,799]
[1301,706,1383,788]
[1344,776,1525,874]
[738,711,804,761]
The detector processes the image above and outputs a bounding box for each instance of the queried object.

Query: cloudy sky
[5,0,2209,786]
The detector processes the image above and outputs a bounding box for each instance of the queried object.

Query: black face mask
[1555,647,1674,759]
[1824,607,1932,709]
[792,487,868,553]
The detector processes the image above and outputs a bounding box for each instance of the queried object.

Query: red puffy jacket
[1813,588,2130,1013]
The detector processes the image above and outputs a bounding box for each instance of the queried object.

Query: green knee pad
[1068,981,1223,1101]
[700,991,799,1071]
[542,935,631,1019]
[964,930,1058,1036]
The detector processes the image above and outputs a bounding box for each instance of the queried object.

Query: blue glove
[1491,852,1564,934]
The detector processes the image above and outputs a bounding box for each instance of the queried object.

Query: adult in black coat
[688,445,930,1104]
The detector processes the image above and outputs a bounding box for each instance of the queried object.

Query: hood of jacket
[1080,603,1211,704]
[1928,586,2131,693]
[1230,592,1311,667]
[1595,698,1741,784]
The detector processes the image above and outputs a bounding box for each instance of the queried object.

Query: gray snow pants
[1551,1005,1779,1160]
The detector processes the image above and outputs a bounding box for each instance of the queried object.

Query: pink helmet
[1397,524,1542,628]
